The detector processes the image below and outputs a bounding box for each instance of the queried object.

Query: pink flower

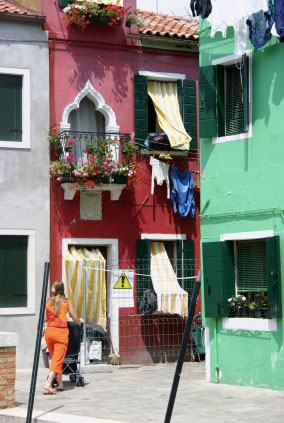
[67,154,76,162]
[67,139,75,145]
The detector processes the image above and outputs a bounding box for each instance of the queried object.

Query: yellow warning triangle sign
[114,272,132,289]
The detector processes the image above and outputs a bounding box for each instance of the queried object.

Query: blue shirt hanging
[170,166,195,218]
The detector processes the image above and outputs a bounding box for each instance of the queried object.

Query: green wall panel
[199,18,284,391]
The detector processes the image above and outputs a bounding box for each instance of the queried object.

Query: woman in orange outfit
[44,281,82,395]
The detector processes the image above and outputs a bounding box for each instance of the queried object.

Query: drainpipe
[214,318,220,382]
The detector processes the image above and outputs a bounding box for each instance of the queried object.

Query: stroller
[45,321,85,388]
[62,321,85,387]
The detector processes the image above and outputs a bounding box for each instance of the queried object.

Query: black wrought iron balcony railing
[58,131,132,163]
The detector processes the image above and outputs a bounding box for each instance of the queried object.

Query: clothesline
[77,265,197,280]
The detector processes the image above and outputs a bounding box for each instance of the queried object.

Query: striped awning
[150,241,188,316]
[64,247,106,328]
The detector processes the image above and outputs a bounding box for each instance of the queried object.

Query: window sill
[222,317,277,332]
[212,130,252,144]
[0,307,35,316]
[141,148,188,157]
[61,182,126,201]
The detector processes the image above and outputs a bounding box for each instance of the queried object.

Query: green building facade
[199,19,284,390]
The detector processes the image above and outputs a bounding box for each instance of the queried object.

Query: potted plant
[63,1,141,30]
[49,130,63,156]
[228,295,248,317]
[50,135,140,189]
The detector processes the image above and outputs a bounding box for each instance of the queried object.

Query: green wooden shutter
[242,55,249,133]
[225,55,249,136]
[183,80,197,150]
[202,241,235,317]
[136,239,151,308]
[0,74,22,142]
[216,65,225,137]
[198,66,217,138]
[134,75,148,147]
[0,235,28,308]
[177,240,195,300]
[266,236,282,318]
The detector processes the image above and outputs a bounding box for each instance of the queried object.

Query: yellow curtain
[147,81,191,151]
[150,241,188,316]
[64,247,106,328]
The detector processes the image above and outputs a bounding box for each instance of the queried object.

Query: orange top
[46,298,68,328]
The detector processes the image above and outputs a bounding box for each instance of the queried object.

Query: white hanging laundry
[208,0,269,55]
[150,157,170,199]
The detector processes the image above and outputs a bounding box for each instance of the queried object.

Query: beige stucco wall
[16,0,41,12]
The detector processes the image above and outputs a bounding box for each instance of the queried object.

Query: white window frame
[139,70,186,82]
[220,229,277,331]
[138,71,190,156]
[0,229,35,315]
[0,67,30,149]
[211,51,252,144]
[141,233,186,240]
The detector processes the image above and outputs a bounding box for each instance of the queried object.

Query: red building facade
[44,0,200,364]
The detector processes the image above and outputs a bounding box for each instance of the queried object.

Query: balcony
[50,131,138,201]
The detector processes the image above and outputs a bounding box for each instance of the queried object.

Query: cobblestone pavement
[2,362,284,423]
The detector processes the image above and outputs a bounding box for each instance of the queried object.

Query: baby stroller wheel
[79,376,85,387]
[69,374,76,383]
[75,376,80,387]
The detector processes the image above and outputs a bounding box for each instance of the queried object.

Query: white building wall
[0,20,50,368]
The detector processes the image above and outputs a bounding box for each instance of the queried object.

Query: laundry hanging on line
[246,0,273,49]
[190,0,212,19]
[273,0,284,40]
[150,156,170,199]
[207,0,270,55]
[170,166,195,218]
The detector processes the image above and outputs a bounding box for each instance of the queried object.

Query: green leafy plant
[50,136,140,188]
[228,293,269,317]
[49,130,62,150]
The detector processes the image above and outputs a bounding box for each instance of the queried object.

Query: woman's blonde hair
[50,281,66,315]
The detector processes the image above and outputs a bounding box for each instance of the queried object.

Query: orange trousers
[45,327,69,375]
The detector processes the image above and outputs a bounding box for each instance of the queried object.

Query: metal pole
[83,259,87,366]
[164,270,202,423]
[26,262,50,423]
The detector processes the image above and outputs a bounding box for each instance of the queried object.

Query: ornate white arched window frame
[60,79,120,133]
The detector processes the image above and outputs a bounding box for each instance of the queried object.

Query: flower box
[63,1,141,30]
[61,182,126,201]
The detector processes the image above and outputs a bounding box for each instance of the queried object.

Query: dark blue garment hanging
[246,0,274,49]
[275,0,284,37]
[170,166,195,218]
[190,0,212,18]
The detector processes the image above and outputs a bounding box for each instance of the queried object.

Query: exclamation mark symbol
[121,275,125,288]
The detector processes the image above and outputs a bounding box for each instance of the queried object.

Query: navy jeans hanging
[246,0,274,49]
